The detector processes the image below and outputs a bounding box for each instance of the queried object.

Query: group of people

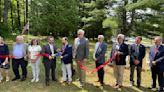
[0,29,163,92]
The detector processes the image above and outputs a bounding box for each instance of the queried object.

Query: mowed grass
[0,37,156,92]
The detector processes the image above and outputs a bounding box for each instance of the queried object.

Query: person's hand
[49,56,53,60]
[57,48,61,52]
[31,59,36,63]
[83,58,87,63]
[134,59,139,65]
[152,61,156,65]
[4,60,9,64]
[117,51,123,55]
[24,56,28,60]
[51,54,56,57]
[93,58,97,61]
[28,55,31,60]
[60,56,63,59]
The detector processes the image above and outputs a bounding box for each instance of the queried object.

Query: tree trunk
[121,0,128,34]
[130,0,137,34]
[0,0,1,22]
[10,0,14,32]
[4,0,8,28]
[17,0,21,32]
[25,0,28,23]
[23,0,25,25]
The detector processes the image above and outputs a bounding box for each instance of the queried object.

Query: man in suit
[149,36,163,89]
[151,36,164,92]
[74,29,89,87]
[12,35,28,81]
[60,37,73,84]
[129,36,146,87]
[42,36,57,86]
[110,34,129,89]
[93,35,107,86]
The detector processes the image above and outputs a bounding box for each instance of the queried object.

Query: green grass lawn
[0,35,157,92]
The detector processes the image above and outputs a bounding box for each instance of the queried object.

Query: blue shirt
[13,43,24,59]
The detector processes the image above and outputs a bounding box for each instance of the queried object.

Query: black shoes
[12,76,26,81]
[45,81,49,86]
[20,76,26,81]
[148,85,156,89]
[12,77,20,81]
[156,87,163,92]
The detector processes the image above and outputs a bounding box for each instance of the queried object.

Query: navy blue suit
[130,44,146,67]
[42,44,57,82]
[149,45,164,88]
[154,45,164,89]
[110,43,129,65]
[61,44,73,64]
[129,44,146,86]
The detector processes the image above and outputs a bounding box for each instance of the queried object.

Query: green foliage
[79,0,108,39]
[30,0,79,37]
[124,0,164,38]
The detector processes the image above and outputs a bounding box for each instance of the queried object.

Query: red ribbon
[90,51,117,74]
[0,55,15,58]
[117,54,120,62]
[78,51,117,74]
[77,61,90,73]
[35,54,49,57]
[0,54,50,59]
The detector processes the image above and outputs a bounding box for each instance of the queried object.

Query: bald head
[16,35,24,43]
[154,36,162,46]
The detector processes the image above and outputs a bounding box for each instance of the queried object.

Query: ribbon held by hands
[77,61,90,73]
[78,51,117,74]
[90,51,117,74]
[35,54,49,57]
[0,55,15,58]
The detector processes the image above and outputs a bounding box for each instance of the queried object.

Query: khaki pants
[113,63,125,86]
[62,63,72,82]
[76,60,86,84]
[0,68,9,82]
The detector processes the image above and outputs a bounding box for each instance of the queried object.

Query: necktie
[153,46,159,60]
[96,42,101,54]
[116,44,120,62]
[136,44,139,55]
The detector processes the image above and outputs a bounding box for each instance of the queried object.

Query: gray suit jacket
[42,44,57,62]
[94,42,107,64]
[75,37,89,61]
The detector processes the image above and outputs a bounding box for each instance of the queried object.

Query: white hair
[77,29,85,34]
[117,34,125,40]
[16,35,24,42]
[98,35,104,40]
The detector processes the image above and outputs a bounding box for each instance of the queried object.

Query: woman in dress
[28,39,42,82]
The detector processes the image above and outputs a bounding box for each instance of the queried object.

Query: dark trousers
[151,66,158,87]
[158,72,164,88]
[12,58,27,78]
[130,65,142,85]
[43,60,56,82]
[96,62,104,84]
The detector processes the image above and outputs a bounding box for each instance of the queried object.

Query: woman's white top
[28,45,42,59]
